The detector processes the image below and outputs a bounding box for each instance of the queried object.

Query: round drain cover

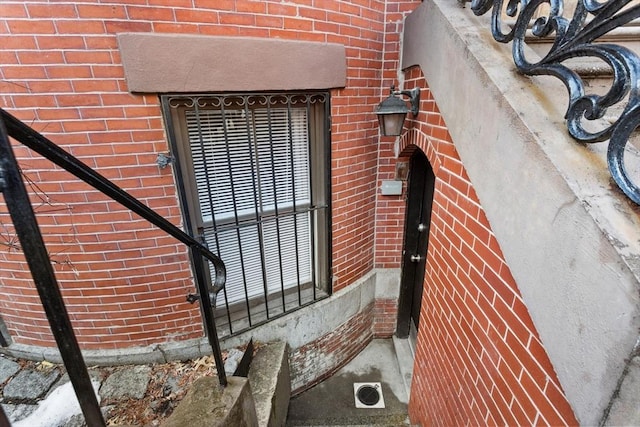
[356,384,380,406]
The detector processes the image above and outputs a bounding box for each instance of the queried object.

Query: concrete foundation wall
[1,269,399,396]
[402,1,640,424]
[222,269,399,393]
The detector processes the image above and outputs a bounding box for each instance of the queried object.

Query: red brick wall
[373,0,414,270]
[372,298,397,337]
[0,0,421,349]
[395,67,578,425]
[290,301,374,394]
[0,2,581,422]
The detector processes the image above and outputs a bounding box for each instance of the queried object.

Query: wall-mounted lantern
[375,86,420,136]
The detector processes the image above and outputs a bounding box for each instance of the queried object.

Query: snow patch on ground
[13,380,100,427]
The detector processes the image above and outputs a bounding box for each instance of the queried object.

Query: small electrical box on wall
[380,180,403,196]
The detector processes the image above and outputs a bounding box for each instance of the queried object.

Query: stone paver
[1,360,155,424]
[1,403,37,421]
[0,356,20,384]
[3,369,60,400]
[2,345,243,425]
[224,347,244,375]
[99,365,151,400]
[62,414,88,427]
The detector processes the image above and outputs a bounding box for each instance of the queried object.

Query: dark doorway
[396,150,435,339]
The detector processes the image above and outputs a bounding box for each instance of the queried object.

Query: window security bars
[470,0,640,205]
[162,93,332,337]
[0,108,230,425]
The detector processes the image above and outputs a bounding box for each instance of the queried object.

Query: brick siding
[395,66,578,425]
[289,301,374,394]
[0,0,421,349]
[372,298,397,337]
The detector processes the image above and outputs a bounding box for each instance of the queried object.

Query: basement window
[162,92,331,336]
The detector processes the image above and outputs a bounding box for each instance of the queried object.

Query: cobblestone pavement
[0,353,154,426]
[0,345,244,427]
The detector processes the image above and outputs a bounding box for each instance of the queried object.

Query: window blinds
[186,106,312,304]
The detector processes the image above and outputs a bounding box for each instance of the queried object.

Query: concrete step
[286,412,412,426]
[248,341,290,427]
[318,425,419,427]
[286,417,412,427]
[286,417,419,427]
[162,341,290,427]
[392,336,414,400]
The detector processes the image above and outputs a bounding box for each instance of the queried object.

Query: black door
[396,150,435,338]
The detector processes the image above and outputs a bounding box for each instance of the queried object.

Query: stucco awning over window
[117,33,347,93]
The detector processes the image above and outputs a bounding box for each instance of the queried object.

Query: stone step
[162,340,290,427]
[247,341,290,427]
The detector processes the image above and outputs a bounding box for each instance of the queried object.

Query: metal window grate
[162,93,331,337]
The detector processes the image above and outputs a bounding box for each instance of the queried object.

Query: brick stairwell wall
[388,67,579,425]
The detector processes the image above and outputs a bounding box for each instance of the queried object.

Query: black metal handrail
[0,108,227,425]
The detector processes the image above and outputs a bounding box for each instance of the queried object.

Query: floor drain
[357,385,380,405]
[353,382,385,408]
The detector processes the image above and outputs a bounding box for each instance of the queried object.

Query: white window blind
[186,106,312,304]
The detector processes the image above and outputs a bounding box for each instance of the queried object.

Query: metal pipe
[0,404,11,427]
[285,99,303,306]
[264,102,287,312]
[191,249,227,386]
[219,103,257,327]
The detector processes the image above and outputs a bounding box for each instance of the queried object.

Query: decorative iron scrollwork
[166,92,327,110]
[470,0,640,204]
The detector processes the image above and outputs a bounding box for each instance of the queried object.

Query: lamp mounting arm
[392,87,420,117]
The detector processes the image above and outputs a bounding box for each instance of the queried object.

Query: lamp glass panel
[379,112,406,136]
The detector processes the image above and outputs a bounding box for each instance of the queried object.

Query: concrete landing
[286,339,413,426]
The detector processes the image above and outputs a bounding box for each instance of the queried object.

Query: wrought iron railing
[470,0,640,205]
[0,108,227,426]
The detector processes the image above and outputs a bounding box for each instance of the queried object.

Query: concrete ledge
[221,270,377,351]
[0,338,211,366]
[1,269,399,399]
[162,376,258,427]
[0,270,381,366]
[248,342,290,427]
